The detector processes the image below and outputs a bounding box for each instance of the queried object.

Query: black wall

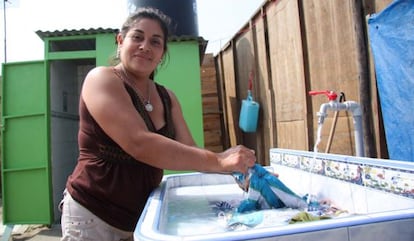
[129,0,199,36]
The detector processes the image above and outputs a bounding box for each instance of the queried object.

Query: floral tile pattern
[282,154,301,168]
[270,149,414,199]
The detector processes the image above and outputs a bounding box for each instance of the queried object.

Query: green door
[1,61,53,224]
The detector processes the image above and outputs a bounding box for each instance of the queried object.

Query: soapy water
[163,184,243,235]
[161,169,349,236]
[162,184,302,236]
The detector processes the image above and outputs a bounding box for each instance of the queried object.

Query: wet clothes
[236,164,307,213]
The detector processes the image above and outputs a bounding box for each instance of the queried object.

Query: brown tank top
[66,78,175,232]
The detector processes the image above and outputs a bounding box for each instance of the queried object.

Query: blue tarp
[368,0,414,162]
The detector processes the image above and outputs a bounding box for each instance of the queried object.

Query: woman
[60,7,256,241]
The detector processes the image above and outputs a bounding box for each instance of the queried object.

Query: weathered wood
[303,0,357,156]
[267,0,308,151]
[221,47,239,146]
[210,0,393,159]
[277,120,307,150]
[201,54,223,152]
[254,8,276,163]
[215,53,231,148]
[233,26,264,161]
[351,0,376,157]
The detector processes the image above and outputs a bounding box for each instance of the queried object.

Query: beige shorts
[60,191,133,241]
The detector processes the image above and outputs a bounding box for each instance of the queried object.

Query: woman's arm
[81,67,255,174]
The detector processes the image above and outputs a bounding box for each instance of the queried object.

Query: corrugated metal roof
[35,28,119,40]
[36,28,205,42]
[35,28,207,64]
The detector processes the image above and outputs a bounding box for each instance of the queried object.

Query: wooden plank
[363,0,393,158]
[215,53,231,148]
[251,12,275,164]
[204,130,222,144]
[315,115,355,155]
[202,96,220,113]
[201,54,223,152]
[203,114,222,130]
[363,0,394,13]
[221,47,239,146]
[266,0,308,150]
[202,84,219,97]
[302,0,363,156]
[233,24,266,161]
[303,0,359,97]
[254,7,276,161]
[276,121,307,150]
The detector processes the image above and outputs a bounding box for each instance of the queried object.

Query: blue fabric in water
[228,211,264,228]
[368,0,414,162]
[236,164,307,213]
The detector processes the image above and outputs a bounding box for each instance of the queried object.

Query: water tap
[309,90,362,125]
[309,91,338,124]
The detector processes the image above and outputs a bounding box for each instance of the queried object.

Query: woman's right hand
[216,145,256,174]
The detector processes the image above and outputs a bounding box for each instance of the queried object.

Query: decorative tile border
[270,149,414,199]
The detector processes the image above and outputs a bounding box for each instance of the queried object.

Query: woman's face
[118,18,165,76]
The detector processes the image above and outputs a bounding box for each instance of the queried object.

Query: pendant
[145,102,153,112]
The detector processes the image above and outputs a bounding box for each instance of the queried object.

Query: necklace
[121,66,153,112]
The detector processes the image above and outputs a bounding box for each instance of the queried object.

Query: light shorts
[60,191,134,241]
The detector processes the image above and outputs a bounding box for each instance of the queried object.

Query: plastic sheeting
[368,0,414,162]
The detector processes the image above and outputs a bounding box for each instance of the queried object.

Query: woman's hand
[216,145,256,174]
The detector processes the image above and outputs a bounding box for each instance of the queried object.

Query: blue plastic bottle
[239,90,260,132]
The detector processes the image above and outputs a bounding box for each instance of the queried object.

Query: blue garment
[228,211,264,228]
[235,164,307,213]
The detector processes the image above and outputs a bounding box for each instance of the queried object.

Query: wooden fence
[201,54,224,152]
[212,0,393,164]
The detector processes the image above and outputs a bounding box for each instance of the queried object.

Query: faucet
[309,90,365,157]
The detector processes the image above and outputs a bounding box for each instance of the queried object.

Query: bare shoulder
[83,66,121,90]
[81,66,128,109]
[85,66,116,83]
[89,65,113,74]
